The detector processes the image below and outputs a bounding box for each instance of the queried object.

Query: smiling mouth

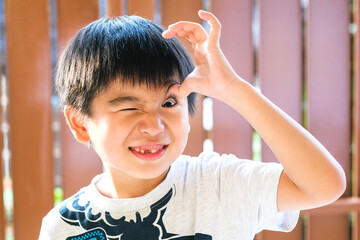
[130,144,167,153]
[129,144,168,160]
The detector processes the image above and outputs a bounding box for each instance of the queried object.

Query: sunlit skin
[65,80,190,198]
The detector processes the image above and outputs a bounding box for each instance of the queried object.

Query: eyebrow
[108,96,141,106]
[108,82,179,106]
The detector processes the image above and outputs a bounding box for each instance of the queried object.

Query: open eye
[162,97,177,108]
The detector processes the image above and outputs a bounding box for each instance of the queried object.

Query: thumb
[179,67,207,98]
[179,82,192,100]
[178,76,194,99]
[168,83,190,100]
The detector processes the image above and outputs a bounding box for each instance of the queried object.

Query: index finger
[162,21,208,44]
[198,10,221,44]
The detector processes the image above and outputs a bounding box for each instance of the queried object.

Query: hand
[162,10,239,100]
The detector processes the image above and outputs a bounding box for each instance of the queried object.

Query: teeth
[131,145,165,154]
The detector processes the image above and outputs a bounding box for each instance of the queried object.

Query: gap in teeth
[132,147,162,154]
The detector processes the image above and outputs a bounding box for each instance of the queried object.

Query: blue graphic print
[66,229,106,240]
[60,186,212,240]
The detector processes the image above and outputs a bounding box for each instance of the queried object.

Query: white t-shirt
[39,152,299,240]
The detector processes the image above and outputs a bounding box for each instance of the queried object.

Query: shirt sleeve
[252,162,299,233]
[204,153,299,234]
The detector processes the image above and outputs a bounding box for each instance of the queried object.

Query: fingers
[198,10,221,44]
[162,10,221,45]
[162,21,208,45]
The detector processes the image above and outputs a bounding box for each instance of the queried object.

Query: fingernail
[162,30,170,38]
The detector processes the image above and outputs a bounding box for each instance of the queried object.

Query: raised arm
[163,10,346,212]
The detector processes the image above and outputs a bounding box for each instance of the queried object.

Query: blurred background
[0,0,357,239]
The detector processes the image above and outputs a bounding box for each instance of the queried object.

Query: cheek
[177,114,190,154]
[87,117,122,147]
[86,120,108,150]
[172,109,190,138]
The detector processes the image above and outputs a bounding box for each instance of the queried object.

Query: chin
[134,165,170,180]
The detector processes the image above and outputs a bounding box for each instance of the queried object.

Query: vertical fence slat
[57,0,103,199]
[128,0,155,20]
[107,0,123,18]
[161,0,204,156]
[307,0,350,239]
[0,43,3,240]
[5,0,53,238]
[258,1,303,239]
[353,0,360,239]
[0,14,4,240]
[161,0,202,23]
[307,0,350,199]
[211,0,253,158]
[57,0,100,52]
[259,0,303,163]
[0,14,5,239]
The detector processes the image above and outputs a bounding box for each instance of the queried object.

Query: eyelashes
[118,95,178,112]
[120,108,138,111]
[162,95,178,108]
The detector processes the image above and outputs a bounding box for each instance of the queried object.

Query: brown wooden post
[107,0,123,18]
[128,0,155,20]
[306,0,350,239]
[0,16,5,240]
[211,0,253,158]
[161,0,204,156]
[257,0,303,239]
[57,0,103,199]
[5,0,53,238]
[352,0,360,239]
[355,0,360,200]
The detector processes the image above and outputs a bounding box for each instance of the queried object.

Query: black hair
[55,15,196,117]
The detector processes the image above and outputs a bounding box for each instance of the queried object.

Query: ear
[64,106,90,143]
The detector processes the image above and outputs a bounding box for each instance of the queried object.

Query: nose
[138,114,165,136]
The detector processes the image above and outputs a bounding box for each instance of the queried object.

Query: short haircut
[55,15,196,117]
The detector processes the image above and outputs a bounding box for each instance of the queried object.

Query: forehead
[107,82,169,97]
[98,76,179,101]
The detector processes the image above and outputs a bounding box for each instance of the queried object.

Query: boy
[39,10,345,240]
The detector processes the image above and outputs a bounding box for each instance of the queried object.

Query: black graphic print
[60,187,212,240]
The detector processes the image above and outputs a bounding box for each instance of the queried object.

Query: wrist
[216,76,252,104]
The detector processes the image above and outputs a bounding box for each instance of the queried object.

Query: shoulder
[39,201,68,239]
[184,152,284,185]
[174,152,284,190]
[181,152,275,173]
[175,152,273,182]
[178,152,241,168]
[174,152,223,176]
[39,186,93,238]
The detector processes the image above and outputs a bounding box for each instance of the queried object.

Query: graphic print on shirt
[60,186,212,240]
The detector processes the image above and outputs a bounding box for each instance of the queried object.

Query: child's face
[85,78,190,182]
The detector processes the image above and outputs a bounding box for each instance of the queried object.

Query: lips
[129,144,168,161]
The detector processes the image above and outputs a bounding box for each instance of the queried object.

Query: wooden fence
[0,0,358,239]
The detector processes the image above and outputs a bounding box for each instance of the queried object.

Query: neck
[95,169,169,199]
